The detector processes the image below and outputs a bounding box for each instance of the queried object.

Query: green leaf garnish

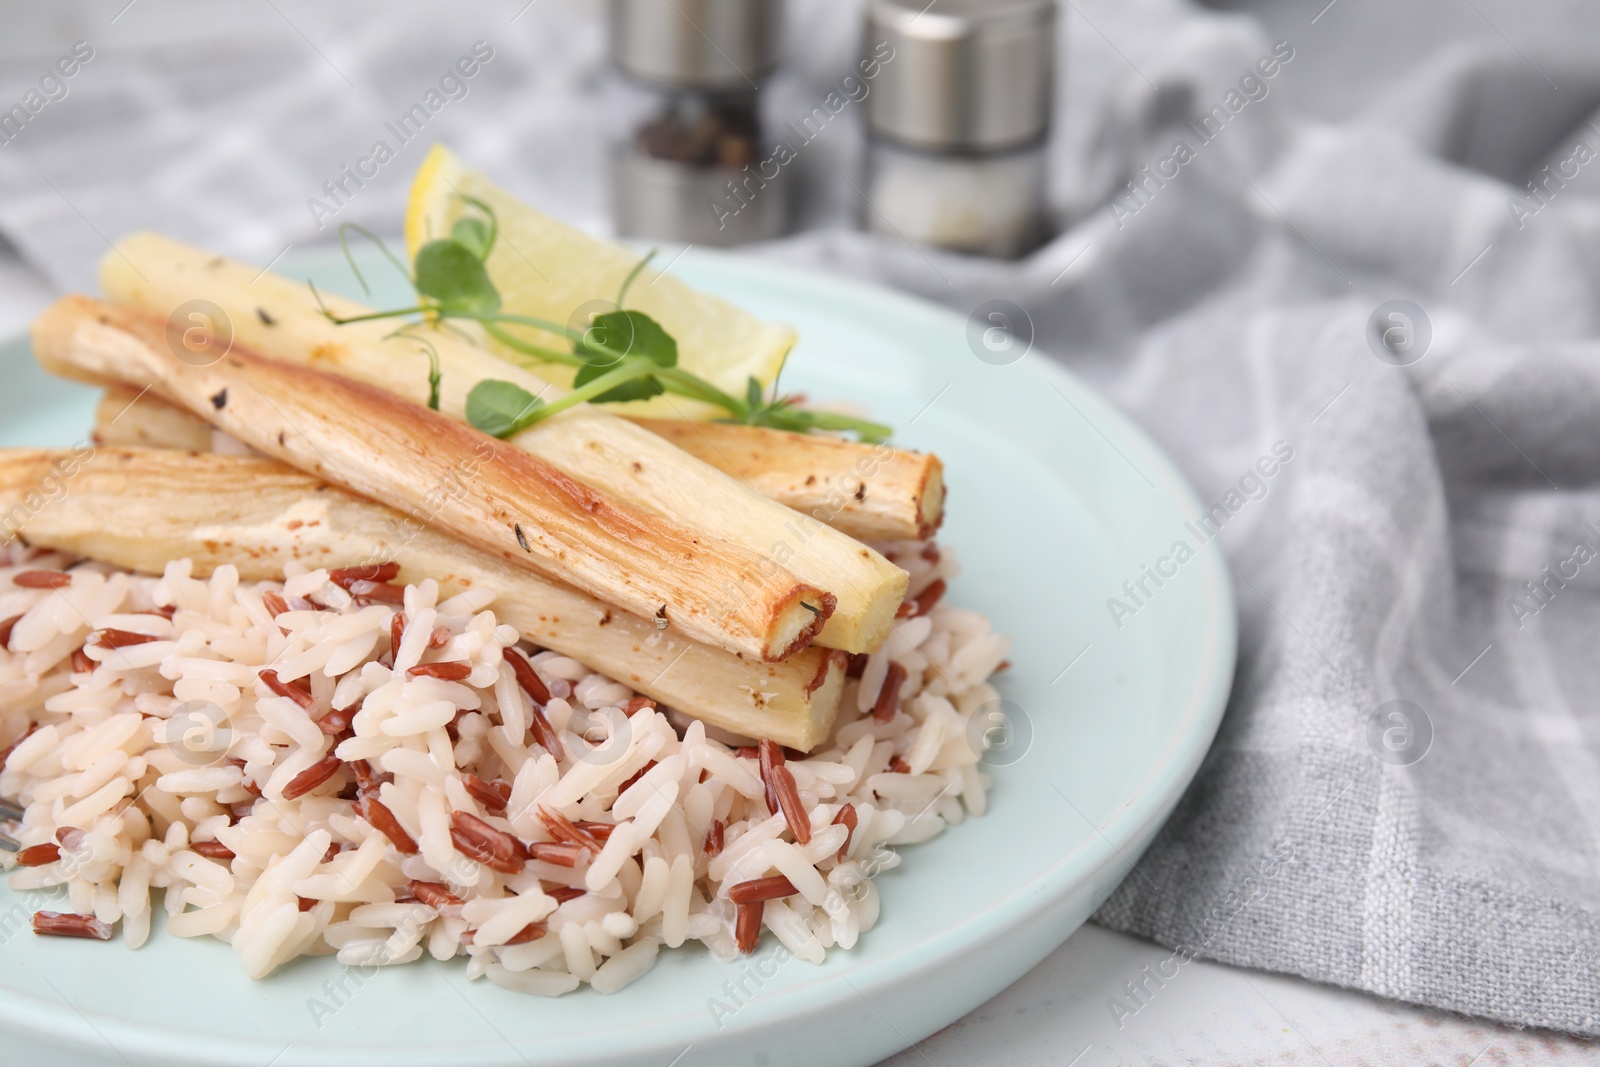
[414,239,500,315]
[319,217,893,442]
[337,224,413,297]
[573,310,677,402]
[451,217,494,262]
[575,310,676,369]
[573,361,665,402]
[382,327,444,412]
[466,379,545,438]
[615,249,656,308]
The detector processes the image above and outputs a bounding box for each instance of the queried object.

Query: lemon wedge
[405,145,796,419]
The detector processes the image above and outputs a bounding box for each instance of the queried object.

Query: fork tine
[0,833,18,853]
[0,797,22,822]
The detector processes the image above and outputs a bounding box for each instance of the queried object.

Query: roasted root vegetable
[31,297,834,663]
[0,448,849,750]
[629,418,944,542]
[94,388,945,543]
[96,234,908,653]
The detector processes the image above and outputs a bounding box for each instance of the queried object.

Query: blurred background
[4,1,1600,1064]
[1,0,1595,288]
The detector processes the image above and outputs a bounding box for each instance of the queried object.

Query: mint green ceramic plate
[0,249,1234,1067]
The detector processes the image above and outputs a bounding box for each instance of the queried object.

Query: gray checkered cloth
[2,0,1598,1037]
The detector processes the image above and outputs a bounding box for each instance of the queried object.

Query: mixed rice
[0,538,1008,995]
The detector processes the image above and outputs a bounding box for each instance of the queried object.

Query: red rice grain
[704,819,725,856]
[574,820,617,843]
[262,591,289,619]
[502,646,551,705]
[735,901,762,954]
[538,806,603,855]
[329,563,400,588]
[761,740,811,845]
[623,696,657,716]
[912,579,947,617]
[93,628,160,649]
[191,841,236,860]
[355,796,419,854]
[757,739,783,816]
[449,811,526,874]
[352,583,407,607]
[618,760,656,796]
[544,885,586,904]
[389,611,406,653]
[873,662,908,725]
[71,648,93,674]
[464,921,546,947]
[888,755,911,774]
[409,880,465,915]
[17,843,60,866]
[297,896,318,912]
[349,758,378,794]
[428,626,452,650]
[832,804,857,861]
[281,755,342,800]
[32,911,111,940]
[317,706,356,736]
[502,649,563,759]
[258,669,315,711]
[772,766,811,845]
[407,661,472,681]
[529,706,564,762]
[506,922,547,945]
[528,842,586,867]
[463,774,511,813]
[226,758,262,797]
[13,571,71,589]
[0,615,21,649]
[728,875,798,905]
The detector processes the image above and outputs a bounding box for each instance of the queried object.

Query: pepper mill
[862,0,1057,258]
[608,0,788,246]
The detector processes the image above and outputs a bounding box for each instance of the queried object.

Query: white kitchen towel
[0,0,1597,1036]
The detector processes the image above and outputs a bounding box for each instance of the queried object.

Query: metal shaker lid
[609,0,783,90]
[864,0,1056,152]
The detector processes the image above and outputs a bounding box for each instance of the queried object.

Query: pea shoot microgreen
[312,199,892,443]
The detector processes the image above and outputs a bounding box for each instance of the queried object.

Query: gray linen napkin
[0,0,1597,1036]
[782,54,1600,1041]
[765,18,1600,1038]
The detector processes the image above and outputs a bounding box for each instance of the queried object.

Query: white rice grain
[0,543,1005,997]
[590,937,659,993]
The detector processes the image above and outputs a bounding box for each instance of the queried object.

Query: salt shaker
[608,0,787,246]
[862,0,1057,259]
